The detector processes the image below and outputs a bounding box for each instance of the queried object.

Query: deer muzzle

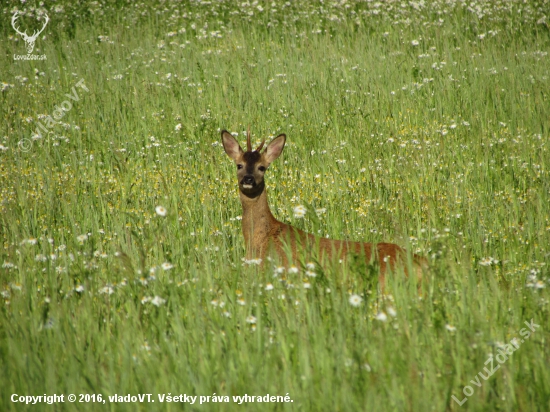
[242,175,255,188]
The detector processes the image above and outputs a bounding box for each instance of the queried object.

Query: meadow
[1,0,549,410]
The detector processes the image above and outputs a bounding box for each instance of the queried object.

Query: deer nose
[242,175,254,185]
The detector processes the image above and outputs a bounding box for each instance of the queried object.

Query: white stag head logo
[11,11,49,54]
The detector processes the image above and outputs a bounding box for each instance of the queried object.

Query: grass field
[1,1,549,411]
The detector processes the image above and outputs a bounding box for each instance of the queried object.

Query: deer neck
[239,185,277,255]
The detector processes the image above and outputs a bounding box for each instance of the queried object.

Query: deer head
[11,11,49,54]
[221,128,286,198]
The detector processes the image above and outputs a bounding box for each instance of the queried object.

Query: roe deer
[221,128,427,285]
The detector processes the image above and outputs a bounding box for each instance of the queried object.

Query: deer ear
[264,134,286,165]
[221,130,243,161]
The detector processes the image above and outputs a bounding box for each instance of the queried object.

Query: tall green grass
[1,1,549,411]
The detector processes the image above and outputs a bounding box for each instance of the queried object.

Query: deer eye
[258,166,266,172]
[237,164,243,169]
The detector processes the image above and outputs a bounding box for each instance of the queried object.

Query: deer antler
[11,12,28,39]
[255,139,266,152]
[245,126,265,152]
[246,125,252,152]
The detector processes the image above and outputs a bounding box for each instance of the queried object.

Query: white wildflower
[243,258,262,265]
[77,234,88,242]
[479,257,499,266]
[349,294,363,307]
[151,296,166,307]
[155,206,167,216]
[445,324,457,332]
[161,262,174,270]
[293,205,307,218]
[99,286,115,295]
[274,266,285,275]
[375,312,388,322]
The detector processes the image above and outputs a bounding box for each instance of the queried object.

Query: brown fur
[222,129,428,286]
